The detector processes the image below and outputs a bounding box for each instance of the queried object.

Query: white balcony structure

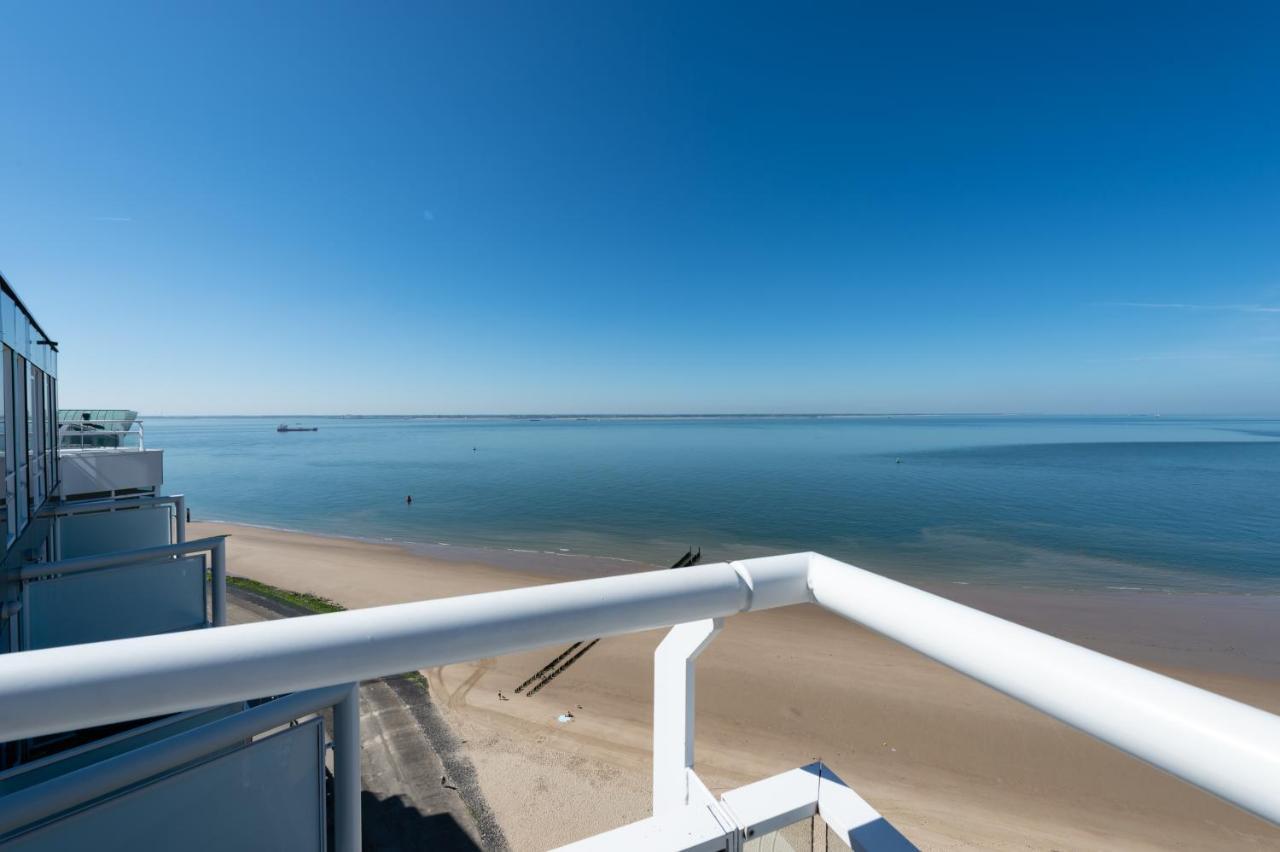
[56,448,163,499]
[52,414,175,565]
[57,417,163,501]
[57,411,157,491]
[1,552,1277,850]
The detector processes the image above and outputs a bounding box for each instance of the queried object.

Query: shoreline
[193,520,1280,849]
[195,516,665,578]
[149,413,1280,420]
[196,514,1280,597]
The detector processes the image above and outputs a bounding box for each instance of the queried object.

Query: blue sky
[2,2,1277,415]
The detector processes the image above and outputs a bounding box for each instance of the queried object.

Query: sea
[147,415,1280,594]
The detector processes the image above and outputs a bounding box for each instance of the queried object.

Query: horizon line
[129,411,1279,419]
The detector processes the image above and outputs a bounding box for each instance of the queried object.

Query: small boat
[276,424,319,432]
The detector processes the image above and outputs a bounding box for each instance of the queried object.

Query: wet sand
[192,521,1280,850]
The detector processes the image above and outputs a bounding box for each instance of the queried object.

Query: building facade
[0,277,60,655]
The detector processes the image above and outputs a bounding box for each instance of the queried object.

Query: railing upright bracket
[653,617,723,815]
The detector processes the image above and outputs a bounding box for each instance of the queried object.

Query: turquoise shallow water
[150,416,1280,593]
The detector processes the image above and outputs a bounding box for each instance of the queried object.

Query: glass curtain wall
[11,351,27,539]
[0,286,58,555]
[1,347,7,547]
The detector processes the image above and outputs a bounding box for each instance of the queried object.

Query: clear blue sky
[2,2,1277,415]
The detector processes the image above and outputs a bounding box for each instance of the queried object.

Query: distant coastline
[144,412,1278,419]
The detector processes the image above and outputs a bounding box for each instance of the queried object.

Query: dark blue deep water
[149,416,1280,592]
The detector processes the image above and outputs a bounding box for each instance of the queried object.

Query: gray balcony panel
[2,718,325,851]
[0,704,246,797]
[58,505,171,559]
[23,555,206,650]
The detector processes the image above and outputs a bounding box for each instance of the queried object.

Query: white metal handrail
[58,419,144,451]
[0,552,1276,825]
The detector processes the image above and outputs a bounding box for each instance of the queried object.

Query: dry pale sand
[192,521,1280,851]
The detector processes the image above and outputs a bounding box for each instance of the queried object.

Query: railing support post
[210,538,226,627]
[334,682,362,852]
[653,617,722,815]
[173,494,187,544]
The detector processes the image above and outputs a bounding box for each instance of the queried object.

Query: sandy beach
[192,521,1280,850]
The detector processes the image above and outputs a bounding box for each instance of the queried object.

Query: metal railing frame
[0,685,350,837]
[43,493,187,545]
[0,551,1276,847]
[16,534,226,627]
[558,760,915,851]
[57,419,144,451]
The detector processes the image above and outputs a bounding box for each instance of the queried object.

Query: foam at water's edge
[197,516,659,580]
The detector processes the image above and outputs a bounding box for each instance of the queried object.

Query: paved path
[227,588,507,851]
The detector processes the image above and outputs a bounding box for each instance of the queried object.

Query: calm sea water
[148,416,1279,593]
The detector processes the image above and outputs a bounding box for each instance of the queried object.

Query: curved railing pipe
[0,552,1276,824]
[805,554,1280,826]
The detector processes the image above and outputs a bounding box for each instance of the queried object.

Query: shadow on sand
[325,786,481,851]
[359,790,481,851]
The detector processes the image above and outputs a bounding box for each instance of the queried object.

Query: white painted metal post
[653,618,722,815]
[210,537,226,627]
[173,494,186,544]
[334,682,362,852]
